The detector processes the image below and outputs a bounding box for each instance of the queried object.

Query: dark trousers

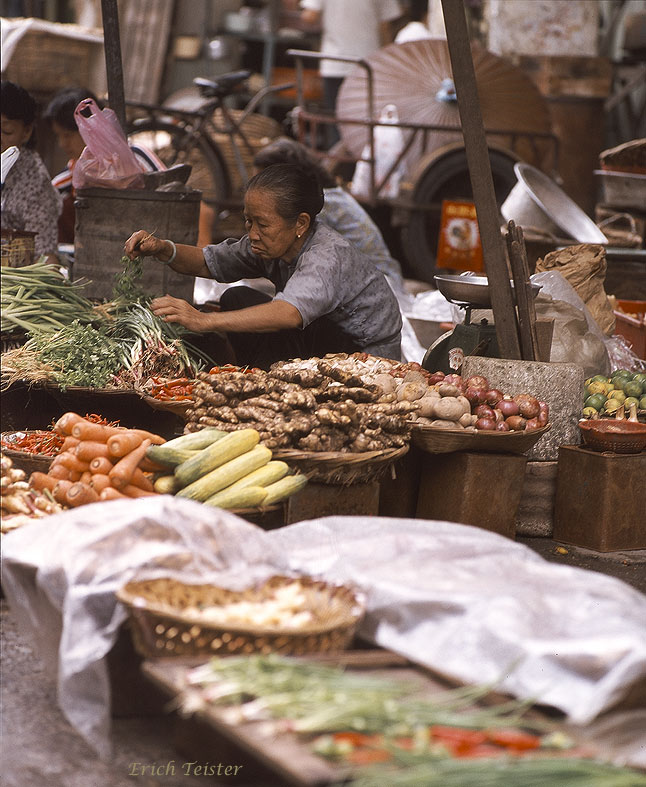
[322,76,344,149]
[219,286,360,369]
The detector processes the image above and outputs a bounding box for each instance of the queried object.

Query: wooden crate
[554,445,646,551]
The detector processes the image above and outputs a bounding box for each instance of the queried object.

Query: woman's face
[1,115,33,152]
[244,187,309,262]
[51,120,85,160]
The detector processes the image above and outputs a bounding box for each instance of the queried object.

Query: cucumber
[262,473,308,505]
[222,460,289,494]
[146,428,226,468]
[174,429,260,487]
[153,474,181,494]
[176,444,272,501]
[204,485,268,511]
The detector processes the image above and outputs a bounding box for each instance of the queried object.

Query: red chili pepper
[332,732,382,747]
[347,748,392,765]
[430,726,488,747]
[485,729,542,751]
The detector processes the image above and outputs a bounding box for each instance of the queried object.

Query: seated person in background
[1,81,62,264]
[395,0,432,43]
[124,163,402,369]
[253,136,406,298]
[44,87,214,247]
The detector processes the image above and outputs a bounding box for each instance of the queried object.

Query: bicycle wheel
[400,146,519,284]
[127,119,230,210]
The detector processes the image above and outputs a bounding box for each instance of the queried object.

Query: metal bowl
[434,273,541,307]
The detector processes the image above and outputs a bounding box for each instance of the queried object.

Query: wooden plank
[506,220,539,361]
[101,0,127,132]
[440,0,521,360]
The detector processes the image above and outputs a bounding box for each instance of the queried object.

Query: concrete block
[462,357,585,461]
[515,460,559,537]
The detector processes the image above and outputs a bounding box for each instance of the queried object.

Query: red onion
[513,394,540,419]
[474,404,494,419]
[525,417,541,431]
[493,408,505,423]
[465,375,489,390]
[537,401,549,426]
[506,415,527,431]
[443,374,463,387]
[485,388,504,406]
[497,399,520,418]
[427,372,445,385]
[465,386,488,406]
[475,416,496,431]
[496,421,510,431]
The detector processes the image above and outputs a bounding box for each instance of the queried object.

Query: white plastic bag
[351,104,407,200]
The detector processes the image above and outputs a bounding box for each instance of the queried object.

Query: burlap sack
[535,244,616,335]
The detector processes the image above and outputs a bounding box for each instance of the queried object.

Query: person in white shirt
[301,0,403,148]
[395,0,433,43]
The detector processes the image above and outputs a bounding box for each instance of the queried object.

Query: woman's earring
[297,233,302,239]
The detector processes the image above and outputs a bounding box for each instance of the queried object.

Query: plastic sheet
[2,500,646,759]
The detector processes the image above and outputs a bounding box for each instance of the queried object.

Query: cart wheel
[400,147,519,284]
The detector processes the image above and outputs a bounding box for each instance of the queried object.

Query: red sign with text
[436,200,484,272]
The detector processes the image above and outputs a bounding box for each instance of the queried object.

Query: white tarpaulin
[2,496,645,760]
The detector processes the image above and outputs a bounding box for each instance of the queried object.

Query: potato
[433,396,465,421]
[416,395,438,418]
[373,373,397,395]
[430,419,463,430]
[396,381,428,402]
[459,412,477,428]
[403,370,429,385]
[456,395,472,416]
[414,416,435,425]
[438,382,461,397]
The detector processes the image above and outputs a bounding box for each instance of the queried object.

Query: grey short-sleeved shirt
[203,221,402,360]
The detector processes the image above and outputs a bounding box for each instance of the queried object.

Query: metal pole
[440,0,521,360]
[101,0,127,133]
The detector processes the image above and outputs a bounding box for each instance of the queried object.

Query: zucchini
[223,460,289,494]
[174,429,260,487]
[153,474,181,494]
[204,484,268,511]
[146,429,225,468]
[262,473,308,505]
[176,444,272,501]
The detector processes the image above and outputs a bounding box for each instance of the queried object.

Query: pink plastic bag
[72,98,145,190]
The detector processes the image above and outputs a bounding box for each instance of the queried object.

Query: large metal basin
[434,273,541,308]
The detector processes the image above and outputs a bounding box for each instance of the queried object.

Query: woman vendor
[124,163,402,368]
[1,81,62,263]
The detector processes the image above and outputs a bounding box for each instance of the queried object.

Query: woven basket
[139,393,193,419]
[0,431,57,476]
[1,230,36,268]
[411,423,551,455]
[272,445,409,485]
[579,420,646,454]
[116,574,365,659]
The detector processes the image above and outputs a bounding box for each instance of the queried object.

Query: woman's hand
[151,295,212,332]
[124,230,171,261]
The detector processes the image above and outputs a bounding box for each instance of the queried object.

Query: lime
[624,397,640,409]
[584,394,606,411]
[612,369,633,378]
[582,407,598,419]
[610,377,630,392]
[624,381,643,398]
[586,381,607,396]
[591,374,610,383]
[607,389,627,404]
[602,398,622,414]
[639,395,646,410]
[633,373,646,386]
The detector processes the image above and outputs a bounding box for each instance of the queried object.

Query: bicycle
[126,72,294,233]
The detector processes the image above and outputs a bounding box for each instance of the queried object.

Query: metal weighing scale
[422,273,541,374]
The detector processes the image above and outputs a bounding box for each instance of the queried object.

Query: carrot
[68,470,82,482]
[80,470,93,485]
[109,439,151,490]
[30,471,59,492]
[65,482,100,508]
[99,487,127,501]
[121,484,157,498]
[76,441,110,462]
[106,431,143,458]
[60,436,80,452]
[71,421,122,442]
[139,456,166,473]
[56,452,90,474]
[89,474,112,493]
[90,456,114,475]
[52,479,74,505]
[53,412,85,435]
[127,467,154,493]
[48,463,70,480]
